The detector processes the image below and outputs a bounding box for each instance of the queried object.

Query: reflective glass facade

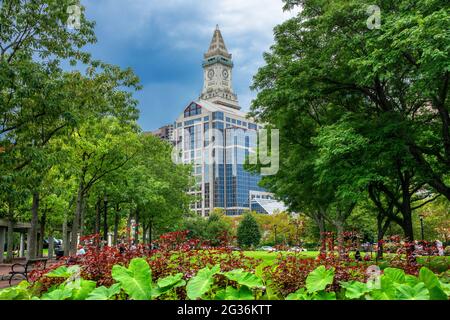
[175,102,267,216]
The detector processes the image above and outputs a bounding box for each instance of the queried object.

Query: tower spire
[201,25,240,110]
[205,25,231,60]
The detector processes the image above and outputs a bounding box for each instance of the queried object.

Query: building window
[213,112,224,121]
[184,103,202,118]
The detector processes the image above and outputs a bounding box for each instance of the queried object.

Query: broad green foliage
[186,265,221,300]
[45,265,80,278]
[340,281,372,300]
[287,266,337,300]
[340,266,449,300]
[215,286,254,301]
[0,260,448,301]
[305,266,335,293]
[86,284,122,300]
[154,273,186,297]
[222,269,264,289]
[111,258,153,300]
[0,281,33,300]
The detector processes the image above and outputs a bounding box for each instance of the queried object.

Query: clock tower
[200,25,240,110]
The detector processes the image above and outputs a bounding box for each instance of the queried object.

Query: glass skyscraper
[173,26,286,217]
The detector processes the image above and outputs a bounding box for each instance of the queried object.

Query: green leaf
[215,286,254,300]
[395,283,430,300]
[157,273,184,289]
[439,282,450,297]
[222,269,264,288]
[46,265,80,278]
[305,266,335,293]
[405,275,419,287]
[111,258,152,300]
[153,273,186,298]
[186,265,221,300]
[383,268,405,284]
[286,288,309,300]
[41,287,73,300]
[87,284,122,300]
[340,281,371,299]
[313,291,336,300]
[66,279,97,300]
[418,267,447,300]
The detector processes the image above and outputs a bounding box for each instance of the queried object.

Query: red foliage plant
[267,253,367,297]
[30,232,261,289]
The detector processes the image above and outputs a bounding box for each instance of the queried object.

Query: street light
[273,224,278,246]
[419,214,425,241]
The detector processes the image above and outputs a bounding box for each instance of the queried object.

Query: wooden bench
[8,258,48,286]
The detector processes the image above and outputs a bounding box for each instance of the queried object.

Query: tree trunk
[149,219,153,246]
[95,198,101,235]
[48,234,54,259]
[134,210,140,244]
[80,197,86,237]
[71,181,84,255]
[103,197,108,241]
[142,223,147,244]
[114,206,120,245]
[127,212,132,245]
[6,212,14,263]
[28,192,40,259]
[62,217,69,256]
[38,209,46,258]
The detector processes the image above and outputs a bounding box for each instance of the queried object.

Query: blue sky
[81,0,296,131]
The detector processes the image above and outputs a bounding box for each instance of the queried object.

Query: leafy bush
[237,213,261,249]
[3,259,447,300]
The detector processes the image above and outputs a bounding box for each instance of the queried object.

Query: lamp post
[273,224,278,246]
[419,214,425,241]
[103,195,108,241]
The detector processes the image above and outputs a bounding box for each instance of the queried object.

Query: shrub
[237,213,261,249]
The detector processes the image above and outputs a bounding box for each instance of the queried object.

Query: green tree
[237,213,261,249]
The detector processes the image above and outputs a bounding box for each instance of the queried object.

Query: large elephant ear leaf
[222,269,264,288]
[395,283,430,300]
[87,284,122,300]
[418,267,447,300]
[153,273,186,298]
[215,286,254,300]
[305,266,335,293]
[186,265,221,300]
[111,258,152,300]
[340,281,371,300]
[46,265,80,278]
[67,279,97,300]
[383,268,405,284]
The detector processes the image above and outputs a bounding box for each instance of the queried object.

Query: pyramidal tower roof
[204,25,232,60]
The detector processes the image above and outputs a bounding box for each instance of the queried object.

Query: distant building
[172,25,286,217]
[149,124,174,143]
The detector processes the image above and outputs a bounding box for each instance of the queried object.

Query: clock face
[208,69,215,80]
[222,69,229,79]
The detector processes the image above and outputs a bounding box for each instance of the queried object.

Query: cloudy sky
[81,0,297,131]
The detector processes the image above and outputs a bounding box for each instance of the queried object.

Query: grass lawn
[244,251,450,273]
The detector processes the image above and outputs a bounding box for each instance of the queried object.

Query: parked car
[289,246,307,252]
[259,246,275,252]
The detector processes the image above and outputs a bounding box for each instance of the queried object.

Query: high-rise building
[173,26,286,217]
[150,124,174,143]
